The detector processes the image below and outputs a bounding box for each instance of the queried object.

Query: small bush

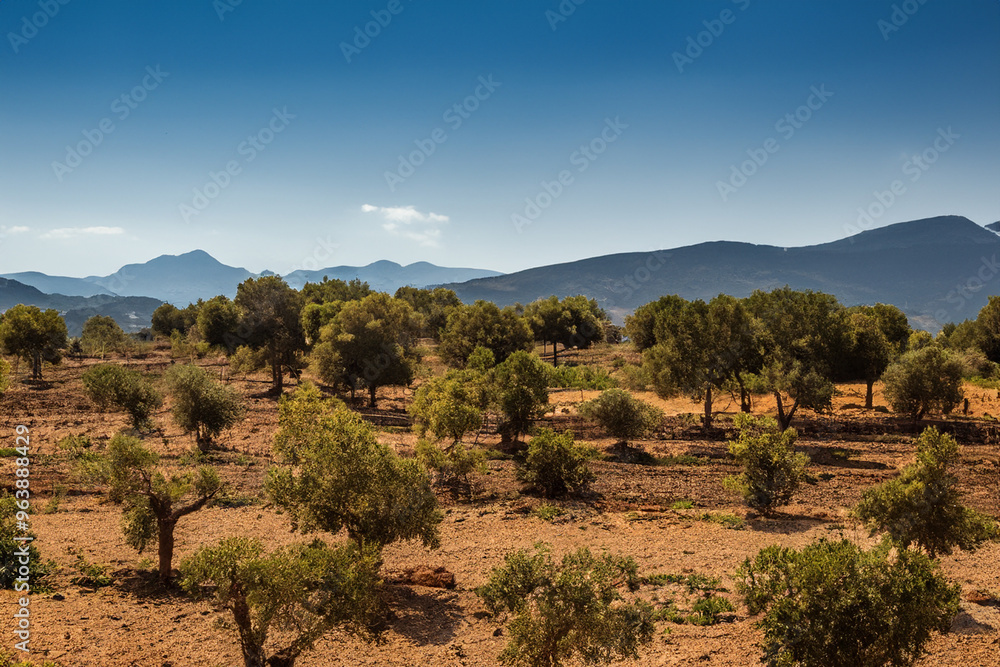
[578,388,663,445]
[853,427,999,557]
[414,439,486,489]
[476,544,655,667]
[0,492,52,590]
[517,429,594,498]
[180,537,383,667]
[165,364,244,450]
[82,364,162,430]
[724,414,809,513]
[737,538,960,667]
[70,555,113,588]
[882,345,964,420]
[547,364,617,390]
[533,504,564,521]
[228,344,268,374]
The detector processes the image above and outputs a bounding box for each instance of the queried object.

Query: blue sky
[1,0,998,276]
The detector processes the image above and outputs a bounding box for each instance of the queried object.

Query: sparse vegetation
[724,414,809,513]
[180,537,383,667]
[165,364,244,450]
[476,544,655,667]
[517,429,594,498]
[82,364,162,430]
[78,433,222,581]
[853,427,999,556]
[737,538,960,667]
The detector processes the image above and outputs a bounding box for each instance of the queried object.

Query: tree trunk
[232,592,268,667]
[552,343,558,367]
[157,518,177,582]
[32,351,42,380]
[737,377,751,413]
[865,380,874,410]
[703,383,713,428]
[368,384,378,408]
[774,393,797,431]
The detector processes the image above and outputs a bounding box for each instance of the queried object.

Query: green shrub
[0,492,52,590]
[70,555,113,588]
[882,345,964,420]
[532,504,564,521]
[547,364,617,390]
[410,375,484,445]
[853,427,999,557]
[724,414,809,513]
[266,406,441,552]
[494,350,550,442]
[578,388,663,446]
[180,537,383,667]
[414,439,486,489]
[228,344,268,374]
[517,429,594,498]
[737,538,960,667]
[82,364,162,430]
[165,364,244,451]
[476,544,655,667]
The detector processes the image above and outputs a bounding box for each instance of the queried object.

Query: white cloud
[361,204,448,246]
[0,225,30,238]
[41,226,125,240]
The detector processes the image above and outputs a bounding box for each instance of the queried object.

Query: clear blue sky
[1,0,998,276]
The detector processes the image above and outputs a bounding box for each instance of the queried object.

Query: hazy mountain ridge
[0,278,162,337]
[441,216,1000,329]
[3,216,998,334]
[2,252,503,307]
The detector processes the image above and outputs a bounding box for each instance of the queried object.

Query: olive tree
[882,345,964,420]
[853,427,998,557]
[310,293,418,407]
[737,539,960,667]
[180,537,382,667]
[82,364,162,430]
[493,350,550,443]
[165,364,244,451]
[477,544,655,667]
[80,315,131,358]
[80,433,221,582]
[579,388,663,450]
[234,276,306,392]
[724,414,809,513]
[523,295,607,366]
[265,403,441,553]
[438,300,532,367]
[643,295,761,426]
[0,304,67,380]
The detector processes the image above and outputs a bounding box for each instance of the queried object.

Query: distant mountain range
[0,278,162,337]
[441,215,1000,330]
[2,215,998,335]
[2,252,502,311]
